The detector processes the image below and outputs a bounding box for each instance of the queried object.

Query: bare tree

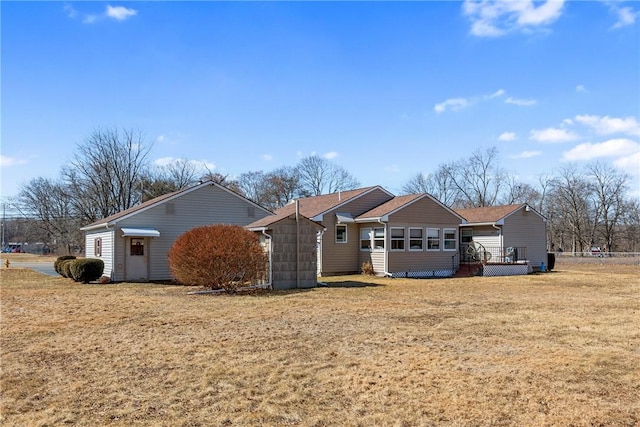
[62,128,152,222]
[236,170,268,205]
[17,177,83,253]
[500,176,541,206]
[588,162,629,252]
[401,166,460,207]
[140,159,201,201]
[262,166,305,209]
[297,155,360,196]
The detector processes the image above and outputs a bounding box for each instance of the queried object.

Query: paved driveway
[10,262,58,277]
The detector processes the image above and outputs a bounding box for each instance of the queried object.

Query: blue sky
[2,1,639,202]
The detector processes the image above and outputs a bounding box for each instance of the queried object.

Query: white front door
[125,237,149,281]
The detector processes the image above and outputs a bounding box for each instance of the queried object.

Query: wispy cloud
[434,97,470,114]
[462,0,565,37]
[576,85,586,93]
[530,127,579,143]
[0,155,28,167]
[324,151,338,160]
[498,132,517,141]
[574,114,640,136]
[64,3,138,24]
[487,89,506,99]
[562,138,640,161]
[262,154,273,161]
[511,150,542,159]
[614,151,640,176]
[610,4,638,29]
[106,5,138,21]
[505,97,536,106]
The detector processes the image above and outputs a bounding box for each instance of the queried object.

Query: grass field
[1,261,638,426]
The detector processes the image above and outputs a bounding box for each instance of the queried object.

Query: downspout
[492,223,502,262]
[316,228,325,277]
[378,219,392,277]
[296,200,300,289]
[261,229,273,289]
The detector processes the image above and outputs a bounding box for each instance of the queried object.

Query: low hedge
[54,255,76,275]
[60,260,75,278]
[70,258,105,283]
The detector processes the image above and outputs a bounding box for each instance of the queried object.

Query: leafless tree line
[402,147,640,253]
[12,128,360,253]
[9,128,639,254]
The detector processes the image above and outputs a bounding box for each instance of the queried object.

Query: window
[94,237,102,257]
[409,228,423,250]
[373,227,385,250]
[461,229,473,244]
[360,228,371,250]
[335,224,347,243]
[130,238,144,256]
[427,228,440,251]
[390,227,405,250]
[444,228,457,251]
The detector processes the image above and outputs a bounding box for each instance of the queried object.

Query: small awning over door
[335,212,354,223]
[121,227,160,237]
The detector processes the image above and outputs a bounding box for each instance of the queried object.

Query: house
[266,186,465,277]
[81,180,272,282]
[247,207,325,290]
[455,204,547,272]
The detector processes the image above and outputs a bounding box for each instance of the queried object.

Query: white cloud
[530,127,579,143]
[0,155,28,167]
[64,3,78,19]
[385,164,400,173]
[505,97,536,106]
[613,151,640,176]
[106,5,138,21]
[611,5,638,29]
[434,97,470,113]
[575,114,640,136]
[487,89,506,98]
[576,85,586,93]
[511,151,542,159]
[154,156,177,166]
[462,0,565,37]
[498,132,517,141]
[324,151,338,160]
[262,154,273,161]
[156,135,166,143]
[562,138,640,161]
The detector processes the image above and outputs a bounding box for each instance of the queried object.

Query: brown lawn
[1,261,638,426]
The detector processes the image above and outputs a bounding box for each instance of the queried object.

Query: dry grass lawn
[1,261,638,426]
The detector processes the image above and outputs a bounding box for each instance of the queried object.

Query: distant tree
[168,224,268,292]
[140,159,202,201]
[17,177,83,253]
[401,165,460,207]
[446,147,506,208]
[297,155,360,196]
[62,127,152,222]
[262,166,305,209]
[200,172,242,194]
[588,162,630,252]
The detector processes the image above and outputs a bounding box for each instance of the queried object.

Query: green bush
[60,260,75,278]
[54,255,76,276]
[70,259,105,283]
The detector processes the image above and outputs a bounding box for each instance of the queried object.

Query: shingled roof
[270,186,392,220]
[355,194,425,220]
[455,204,525,224]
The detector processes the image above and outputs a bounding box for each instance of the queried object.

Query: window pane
[336,225,347,243]
[391,228,404,238]
[131,238,144,256]
[374,228,384,238]
[409,228,423,238]
[360,228,371,250]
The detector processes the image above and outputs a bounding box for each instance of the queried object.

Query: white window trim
[390,227,405,251]
[360,227,372,251]
[426,228,441,251]
[443,228,457,251]
[335,224,348,244]
[408,227,423,251]
[372,227,385,251]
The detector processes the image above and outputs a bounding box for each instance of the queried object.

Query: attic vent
[247,206,255,218]
[166,203,175,215]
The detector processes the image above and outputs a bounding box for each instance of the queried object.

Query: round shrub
[70,258,105,283]
[60,260,75,278]
[55,255,76,276]
[168,224,268,292]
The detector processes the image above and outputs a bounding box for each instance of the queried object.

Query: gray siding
[503,208,547,269]
[109,184,270,281]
